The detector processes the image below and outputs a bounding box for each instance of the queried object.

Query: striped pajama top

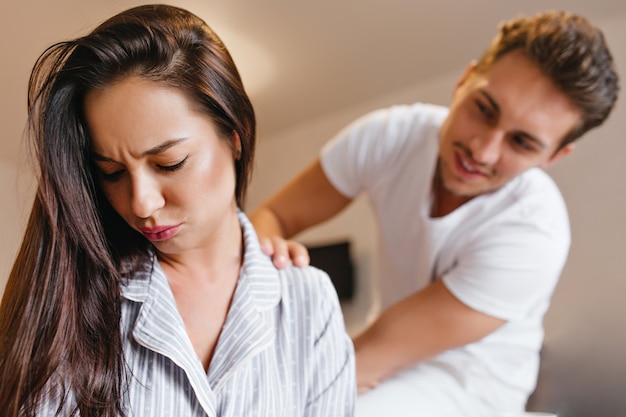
[38,212,356,416]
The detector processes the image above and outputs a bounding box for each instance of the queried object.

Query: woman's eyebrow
[142,138,189,156]
[91,138,190,161]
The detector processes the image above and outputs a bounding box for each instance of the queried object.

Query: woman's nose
[130,174,165,219]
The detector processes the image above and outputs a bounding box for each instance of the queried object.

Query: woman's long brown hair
[0,5,256,416]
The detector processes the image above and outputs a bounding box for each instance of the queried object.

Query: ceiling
[2,0,626,158]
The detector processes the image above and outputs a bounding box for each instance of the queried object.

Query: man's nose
[468,129,504,166]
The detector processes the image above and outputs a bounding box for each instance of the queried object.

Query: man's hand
[250,158,353,269]
[259,235,310,269]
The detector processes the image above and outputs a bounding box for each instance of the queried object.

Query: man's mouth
[459,156,480,173]
[455,150,488,177]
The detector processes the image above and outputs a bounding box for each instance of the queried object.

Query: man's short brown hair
[475,11,619,147]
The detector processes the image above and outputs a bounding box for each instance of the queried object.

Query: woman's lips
[139,225,181,241]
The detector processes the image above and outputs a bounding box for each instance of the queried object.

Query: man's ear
[541,142,576,169]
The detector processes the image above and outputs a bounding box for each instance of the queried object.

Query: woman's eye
[158,155,188,172]
[100,169,125,182]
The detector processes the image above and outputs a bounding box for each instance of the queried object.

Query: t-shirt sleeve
[319,108,393,198]
[320,105,431,199]
[442,188,571,322]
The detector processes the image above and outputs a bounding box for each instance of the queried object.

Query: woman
[0,4,355,416]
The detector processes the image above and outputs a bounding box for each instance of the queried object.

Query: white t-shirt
[320,103,570,410]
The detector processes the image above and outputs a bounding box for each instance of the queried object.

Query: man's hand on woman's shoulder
[259,235,310,269]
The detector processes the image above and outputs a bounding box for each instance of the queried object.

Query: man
[250,11,619,417]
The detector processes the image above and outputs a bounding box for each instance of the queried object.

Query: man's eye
[511,135,534,151]
[158,155,188,172]
[476,100,494,119]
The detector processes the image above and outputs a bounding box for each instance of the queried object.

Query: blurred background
[1,1,625,416]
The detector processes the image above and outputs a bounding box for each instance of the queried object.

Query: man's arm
[353,279,505,393]
[249,158,352,267]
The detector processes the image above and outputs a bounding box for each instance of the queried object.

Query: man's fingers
[288,242,310,267]
[259,236,310,269]
[265,236,288,268]
[259,237,275,256]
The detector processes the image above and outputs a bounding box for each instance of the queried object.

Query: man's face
[437,51,581,200]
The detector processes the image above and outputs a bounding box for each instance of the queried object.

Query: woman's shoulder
[276,265,344,322]
[278,264,336,295]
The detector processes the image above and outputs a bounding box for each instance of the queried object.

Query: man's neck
[430,171,473,218]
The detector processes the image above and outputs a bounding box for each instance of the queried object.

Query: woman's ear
[233,131,242,160]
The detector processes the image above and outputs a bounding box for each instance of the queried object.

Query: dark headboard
[307,240,355,300]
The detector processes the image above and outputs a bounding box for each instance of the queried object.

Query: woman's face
[84,76,239,255]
